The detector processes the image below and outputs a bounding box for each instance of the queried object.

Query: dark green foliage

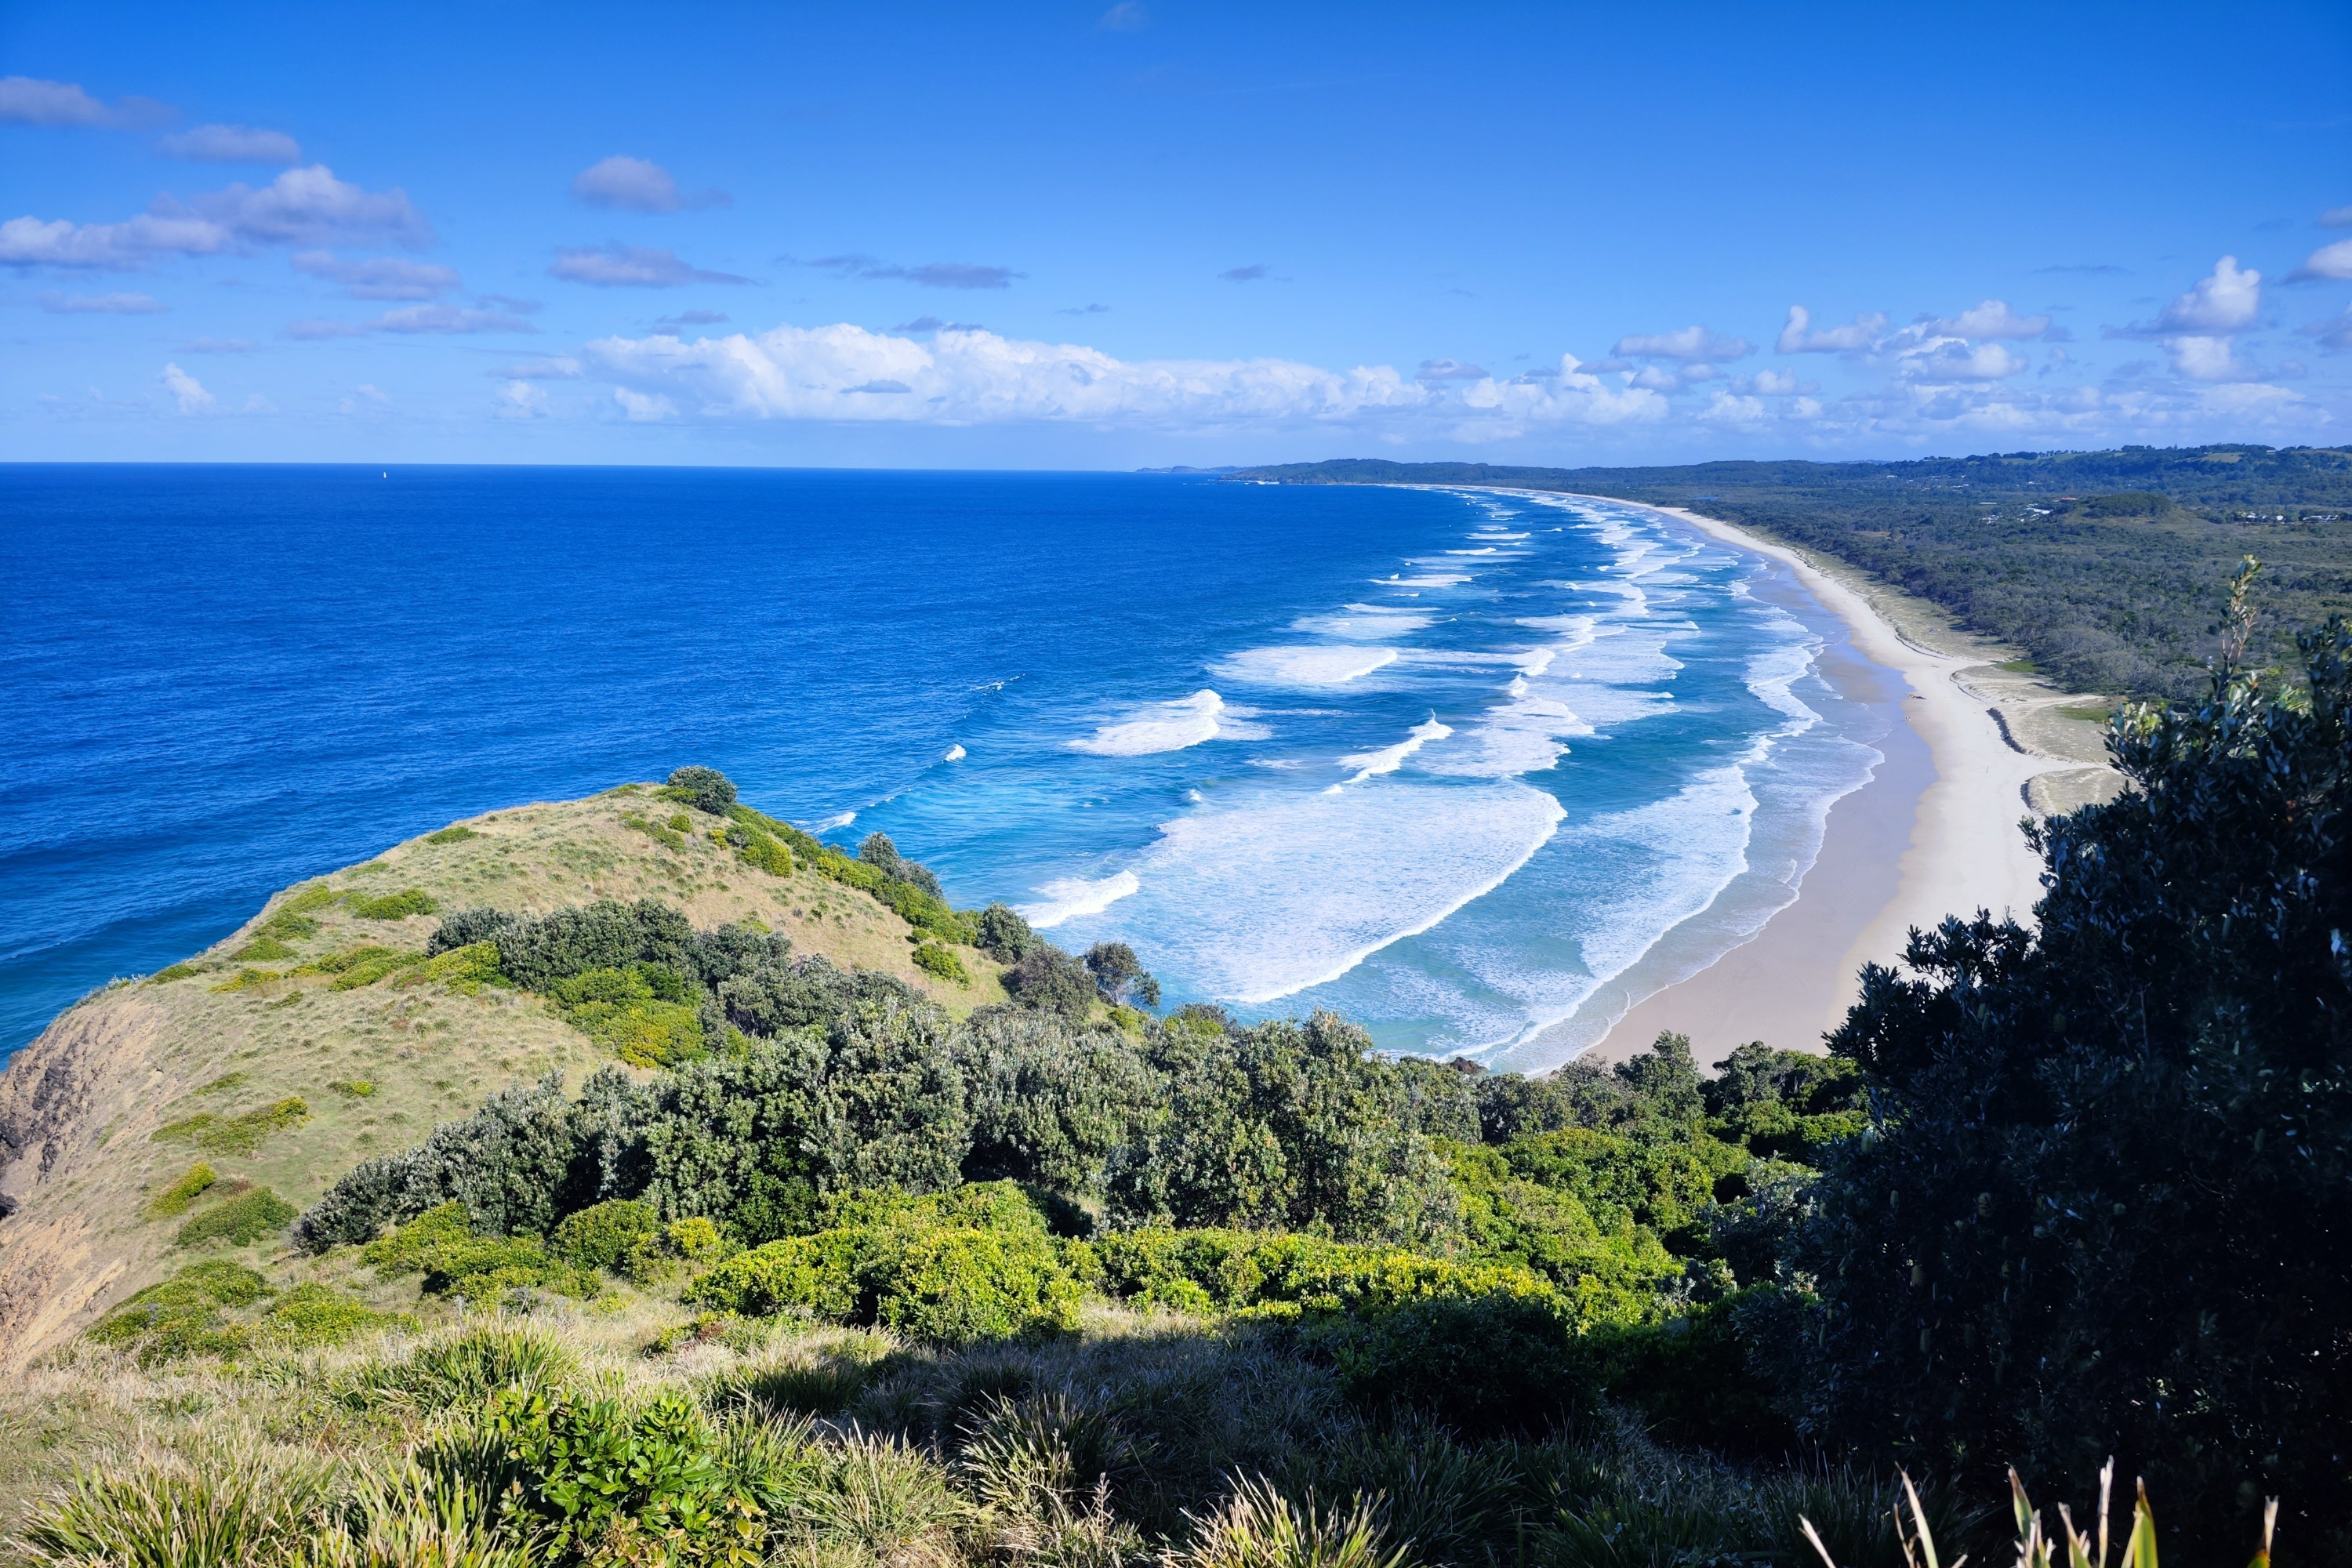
[974,902,1040,963]
[664,765,739,815]
[550,1198,662,1272]
[955,1008,1160,1196]
[1107,1009,1460,1247]
[423,824,479,844]
[340,1323,579,1412]
[1796,612,2352,1546]
[362,1201,599,1298]
[489,897,695,993]
[548,963,707,1066]
[344,887,438,920]
[260,1282,394,1348]
[427,906,517,956]
[1003,944,1097,1019]
[174,1186,296,1249]
[1586,1296,1795,1454]
[1234,447,2352,698]
[912,941,969,982]
[861,830,944,899]
[1704,1040,1867,1160]
[684,1182,1091,1342]
[1083,941,1160,1009]
[1300,1294,1595,1433]
[1093,1225,1563,1319]
[439,1383,762,1565]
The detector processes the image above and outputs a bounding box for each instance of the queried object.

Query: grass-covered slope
[0,781,1002,1366]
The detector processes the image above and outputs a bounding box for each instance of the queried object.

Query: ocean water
[0,466,1885,1068]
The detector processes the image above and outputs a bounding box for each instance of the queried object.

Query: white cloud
[1100,1,1149,27]
[550,244,752,287]
[39,290,165,314]
[2287,238,2352,283]
[0,165,429,270]
[2321,206,2352,230]
[1896,340,2030,383]
[291,249,459,299]
[1932,299,2051,339]
[160,361,212,413]
[570,155,725,213]
[1777,305,1887,353]
[1733,368,1813,395]
[160,124,302,164]
[583,320,1671,437]
[1416,358,1488,382]
[2149,256,2262,332]
[2166,336,2259,381]
[497,379,549,418]
[0,75,166,127]
[1611,325,1752,361]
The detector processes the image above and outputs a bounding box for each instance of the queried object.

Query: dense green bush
[175,1186,296,1249]
[344,887,438,921]
[685,1182,1091,1343]
[1792,610,2352,1548]
[548,963,707,1066]
[85,1259,270,1363]
[1300,1292,1595,1433]
[550,1197,662,1271]
[974,902,1040,963]
[955,1007,1160,1195]
[1093,1225,1562,1321]
[144,1160,217,1219]
[912,941,969,982]
[260,1282,395,1348]
[663,764,740,815]
[362,1201,599,1298]
[1083,942,1160,1010]
[1002,944,1095,1018]
[151,1097,310,1156]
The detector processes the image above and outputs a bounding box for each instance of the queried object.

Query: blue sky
[5,1,2350,467]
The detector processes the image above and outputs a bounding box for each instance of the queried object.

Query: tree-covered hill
[1229,445,2352,700]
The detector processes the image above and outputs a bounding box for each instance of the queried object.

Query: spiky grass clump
[16,1439,341,1567]
[1172,1477,1417,1568]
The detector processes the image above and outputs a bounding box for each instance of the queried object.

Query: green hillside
[1231,445,2352,699]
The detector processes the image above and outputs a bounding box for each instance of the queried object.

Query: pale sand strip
[1565,500,2100,1067]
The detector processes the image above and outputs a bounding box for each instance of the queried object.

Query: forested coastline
[1229,445,2352,700]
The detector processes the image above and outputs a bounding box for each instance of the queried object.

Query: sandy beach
[1509,495,2113,1069]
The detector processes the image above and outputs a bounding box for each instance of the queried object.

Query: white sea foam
[1102,780,1566,1002]
[1293,609,1437,639]
[1339,714,1453,782]
[1020,869,1142,927]
[943,744,966,762]
[1213,646,1398,686]
[1382,573,1471,588]
[814,811,856,831]
[1069,689,1251,756]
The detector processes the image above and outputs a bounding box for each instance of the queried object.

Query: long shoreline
[1490,492,2103,1068]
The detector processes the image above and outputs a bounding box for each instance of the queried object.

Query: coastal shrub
[394,939,501,993]
[956,1008,1159,1196]
[1003,945,1095,1019]
[1794,593,2352,1541]
[176,1186,296,1249]
[147,962,204,983]
[344,886,439,921]
[1093,1226,1563,1322]
[911,941,968,983]
[289,944,423,989]
[663,764,739,815]
[625,811,688,850]
[425,823,479,844]
[337,1322,579,1412]
[549,963,708,1066]
[328,1077,377,1098]
[974,902,1040,964]
[230,935,296,962]
[551,1197,662,1272]
[492,898,695,992]
[363,1201,597,1298]
[151,1097,310,1156]
[209,967,282,993]
[144,1160,217,1219]
[426,906,518,956]
[1083,942,1160,1010]
[260,1282,393,1348]
[85,1259,270,1363]
[685,1181,1090,1343]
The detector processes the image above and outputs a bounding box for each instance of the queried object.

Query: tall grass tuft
[295,1461,531,1568]
[1173,1476,1418,1568]
[333,1322,578,1413]
[16,1439,341,1567]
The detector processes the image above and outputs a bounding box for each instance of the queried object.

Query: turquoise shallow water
[0,466,1882,1066]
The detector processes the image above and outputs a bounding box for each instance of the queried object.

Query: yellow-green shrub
[176,1187,296,1249]
[144,1161,217,1219]
[151,1098,310,1156]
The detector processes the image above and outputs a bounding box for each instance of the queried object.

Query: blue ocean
[0,466,1886,1069]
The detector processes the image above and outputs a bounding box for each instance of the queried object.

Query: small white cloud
[160,124,302,164]
[1777,305,1887,354]
[1611,325,1752,361]
[570,154,728,214]
[1099,2,1149,28]
[1733,368,1813,396]
[551,244,752,287]
[0,165,430,270]
[2149,256,2262,333]
[291,249,459,299]
[160,361,212,413]
[1932,299,2052,340]
[2287,238,2352,283]
[497,379,549,418]
[39,290,166,314]
[613,387,677,420]
[1897,341,2030,383]
[0,75,166,127]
